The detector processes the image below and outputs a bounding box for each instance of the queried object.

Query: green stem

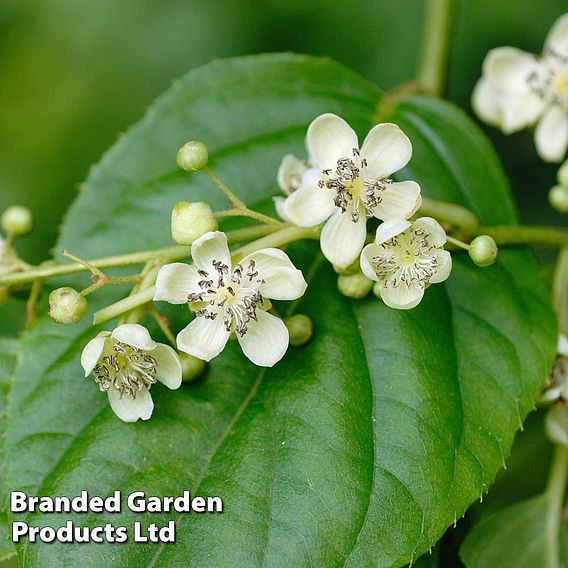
[545,444,568,566]
[445,235,470,250]
[93,287,156,325]
[417,0,456,96]
[0,224,278,287]
[419,196,479,232]
[553,247,568,336]
[476,225,568,247]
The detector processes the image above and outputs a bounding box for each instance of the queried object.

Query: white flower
[154,231,307,367]
[542,334,568,402]
[273,154,316,222]
[472,13,568,162]
[277,113,422,269]
[81,324,182,422]
[360,217,452,310]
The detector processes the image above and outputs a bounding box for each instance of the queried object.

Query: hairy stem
[417,0,456,96]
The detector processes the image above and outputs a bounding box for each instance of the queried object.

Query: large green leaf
[3,54,555,567]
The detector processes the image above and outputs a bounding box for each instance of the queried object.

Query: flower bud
[171,202,218,245]
[285,314,313,347]
[337,272,373,299]
[468,235,498,267]
[546,405,568,447]
[49,287,88,324]
[558,160,568,187]
[179,353,206,382]
[372,282,382,299]
[549,184,568,214]
[1,205,33,237]
[176,140,209,172]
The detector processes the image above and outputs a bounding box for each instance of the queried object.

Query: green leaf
[3,54,556,567]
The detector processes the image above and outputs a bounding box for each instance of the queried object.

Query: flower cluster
[473,14,568,163]
[79,113,457,422]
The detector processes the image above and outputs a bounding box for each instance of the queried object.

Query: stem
[148,305,177,348]
[417,0,456,96]
[553,247,568,336]
[476,225,568,247]
[0,224,278,287]
[446,235,470,250]
[419,196,479,232]
[545,444,568,566]
[93,287,156,325]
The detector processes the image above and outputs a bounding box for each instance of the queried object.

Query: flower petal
[373,180,422,221]
[191,230,232,274]
[111,324,157,351]
[176,315,230,362]
[320,209,367,269]
[277,154,307,194]
[413,217,447,247]
[500,92,547,133]
[154,262,200,304]
[545,13,568,60]
[273,196,291,222]
[239,248,307,300]
[360,244,381,282]
[484,47,539,93]
[107,387,154,423]
[361,123,412,180]
[283,182,336,227]
[429,250,452,284]
[380,284,425,310]
[472,77,503,126]
[152,343,182,389]
[535,105,568,163]
[81,334,109,376]
[237,310,288,367]
[558,334,568,357]
[374,218,412,245]
[306,113,359,171]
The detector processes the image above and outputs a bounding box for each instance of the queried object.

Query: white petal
[306,113,359,171]
[360,244,381,282]
[107,387,154,423]
[484,47,539,93]
[500,92,547,133]
[545,14,568,60]
[374,219,412,245]
[152,343,182,389]
[81,334,109,376]
[111,324,157,351]
[237,310,289,367]
[283,182,336,227]
[535,106,568,163]
[373,180,422,221]
[239,248,307,300]
[558,334,568,357]
[320,209,367,269]
[154,262,200,304]
[413,217,447,247]
[380,285,425,310]
[191,231,232,274]
[277,154,307,194]
[429,250,452,284]
[273,196,291,222]
[360,123,413,180]
[176,315,230,362]
[472,77,503,126]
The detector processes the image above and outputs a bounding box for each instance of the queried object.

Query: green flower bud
[468,235,498,267]
[285,314,313,347]
[49,287,88,324]
[176,140,209,172]
[372,282,382,299]
[549,184,568,214]
[558,160,568,187]
[179,353,207,382]
[171,201,218,245]
[337,272,373,299]
[1,205,33,237]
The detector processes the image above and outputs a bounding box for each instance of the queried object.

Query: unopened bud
[179,353,206,382]
[558,160,568,187]
[1,205,33,237]
[176,140,209,172]
[372,282,382,299]
[171,201,218,245]
[337,272,373,299]
[469,235,498,267]
[549,185,568,214]
[49,287,88,324]
[285,314,313,347]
